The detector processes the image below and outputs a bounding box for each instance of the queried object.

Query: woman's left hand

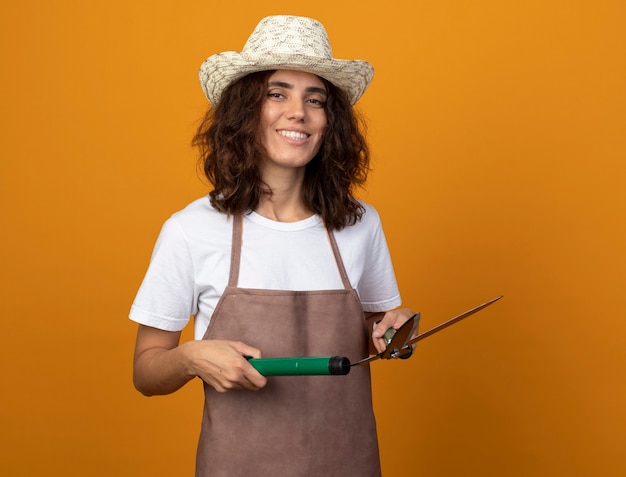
[370,308,418,354]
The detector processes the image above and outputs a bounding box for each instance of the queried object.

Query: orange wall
[1,1,625,476]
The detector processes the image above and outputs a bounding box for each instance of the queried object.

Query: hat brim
[200,51,374,107]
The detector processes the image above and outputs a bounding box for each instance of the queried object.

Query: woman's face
[257,70,327,173]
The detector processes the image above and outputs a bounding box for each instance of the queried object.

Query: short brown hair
[192,71,370,230]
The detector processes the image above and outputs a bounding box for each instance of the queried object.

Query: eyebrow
[267,81,328,97]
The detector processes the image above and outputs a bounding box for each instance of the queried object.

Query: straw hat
[199,15,374,107]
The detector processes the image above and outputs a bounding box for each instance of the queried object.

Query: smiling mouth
[278,130,310,140]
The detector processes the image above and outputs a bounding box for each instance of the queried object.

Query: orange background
[1,1,625,476]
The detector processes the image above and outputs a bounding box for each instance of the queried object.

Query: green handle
[247,356,350,376]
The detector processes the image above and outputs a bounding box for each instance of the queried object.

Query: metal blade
[349,352,384,367]
[405,295,503,346]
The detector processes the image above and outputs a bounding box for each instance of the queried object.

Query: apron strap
[228,215,244,287]
[228,214,352,291]
[326,229,352,290]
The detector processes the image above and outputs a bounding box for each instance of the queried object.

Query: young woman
[130,15,415,477]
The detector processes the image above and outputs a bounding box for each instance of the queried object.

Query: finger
[240,358,267,390]
[372,320,391,339]
[231,341,263,360]
[242,371,267,390]
[371,319,390,352]
[372,338,386,354]
[209,366,264,392]
[221,353,267,390]
[371,328,389,353]
[196,353,261,392]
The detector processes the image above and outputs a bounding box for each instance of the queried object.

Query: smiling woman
[129,15,415,477]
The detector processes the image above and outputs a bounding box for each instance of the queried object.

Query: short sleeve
[355,206,402,312]
[129,217,197,331]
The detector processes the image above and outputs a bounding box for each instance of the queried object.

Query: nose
[285,98,306,121]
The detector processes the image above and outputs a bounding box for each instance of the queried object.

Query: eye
[306,97,326,108]
[267,91,285,100]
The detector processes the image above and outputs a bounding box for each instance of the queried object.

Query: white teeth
[279,130,309,140]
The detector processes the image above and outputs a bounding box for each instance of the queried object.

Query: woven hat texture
[199,15,374,107]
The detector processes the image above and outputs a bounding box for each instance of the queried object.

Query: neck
[255,188,313,223]
[255,165,312,222]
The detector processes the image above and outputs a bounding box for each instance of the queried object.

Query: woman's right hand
[181,339,268,392]
[133,324,267,396]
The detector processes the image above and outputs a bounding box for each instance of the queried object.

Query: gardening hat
[199,15,374,107]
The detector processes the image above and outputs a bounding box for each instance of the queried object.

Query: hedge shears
[247,295,503,376]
